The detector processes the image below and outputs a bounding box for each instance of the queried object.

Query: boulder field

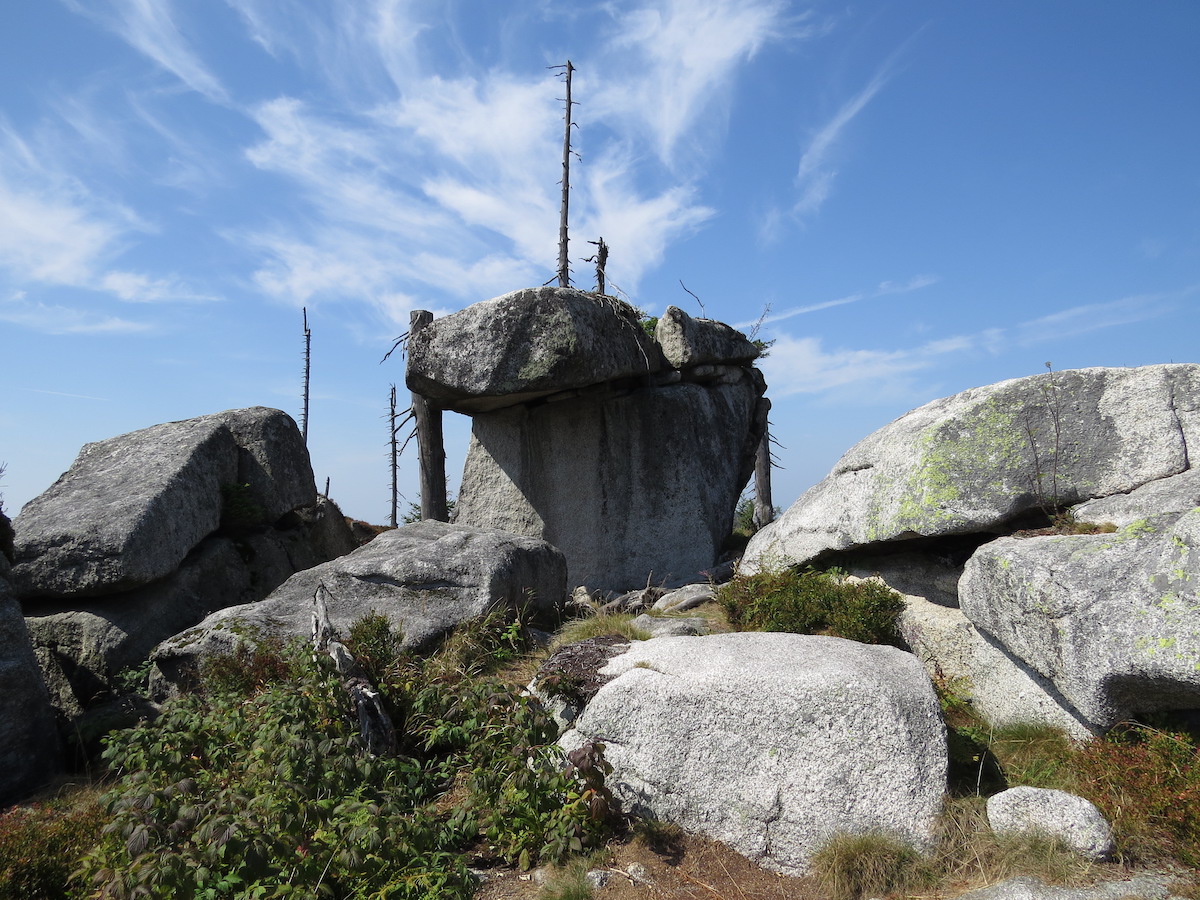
[745,364,1200,735]
[5,342,1198,888]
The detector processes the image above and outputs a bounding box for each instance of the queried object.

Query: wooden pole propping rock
[410,310,449,522]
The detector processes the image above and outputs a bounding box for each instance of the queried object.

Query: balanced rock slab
[406,287,662,413]
[153,521,566,687]
[12,407,315,599]
[960,510,1200,731]
[560,632,947,875]
[743,365,1200,572]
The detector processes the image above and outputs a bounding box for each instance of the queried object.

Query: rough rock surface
[953,872,1184,900]
[1072,469,1200,528]
[743,365,1200,573]
[987,787,1114,861]
[654,306,759,369]
[153,521,566,688]
[560,632,947,875]
[959,511,1200,731]
[630,613,707,637]
[456,377,764,591]
[652,583,716,612]
[899,594,1094,739]
[0,559,61,804]
[12,407,315,599]
[406,287,663,413]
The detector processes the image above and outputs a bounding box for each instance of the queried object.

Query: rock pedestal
[408,288,767,591]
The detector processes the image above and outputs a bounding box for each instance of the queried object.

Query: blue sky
[2,0,1198,525]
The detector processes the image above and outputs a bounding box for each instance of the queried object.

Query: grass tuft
[809,831,928,900]
[717,567,905,645]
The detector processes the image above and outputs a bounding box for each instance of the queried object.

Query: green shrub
[1072,724,1200,866]
[219,482,266,534]
[718,568,905,645]
[0,789,106,900]
[81,619,617,898]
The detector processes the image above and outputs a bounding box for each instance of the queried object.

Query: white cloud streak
[745,274,938,328]
[791,69,888,220]
[594,0,794,167]
[761,291,1178,399]
[0,120,210,309]
[62,0,228,102]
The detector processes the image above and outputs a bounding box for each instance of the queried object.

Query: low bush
[0,788,106,900]
[1072,724,1200,866]
[718,568,905,645]
[79,618,619,899]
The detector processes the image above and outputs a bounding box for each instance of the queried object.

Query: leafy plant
[1072,724,1200,866]
[80,615,617,898]
[718,568,905,645]
[0,788,106,900]
[0,462,13,563]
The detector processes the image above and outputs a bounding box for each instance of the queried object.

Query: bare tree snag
[587,237,609,294]
[409,310,449,521]
[556,60,575,288]
[301,307,312,444]
[311,584,397,756]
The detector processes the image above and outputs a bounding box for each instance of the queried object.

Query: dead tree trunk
[589,237,609,294]
[409,311,448,522]
[388,384,399,527]
[754,425,775,531]
[556,60,575,288]
[301,307,312,444]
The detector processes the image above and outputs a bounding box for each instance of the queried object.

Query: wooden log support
[753,426,775,531]
[409,310,449,522]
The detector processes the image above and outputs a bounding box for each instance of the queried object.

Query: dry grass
[551,613,651,649]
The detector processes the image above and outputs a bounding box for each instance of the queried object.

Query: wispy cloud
[760,288,1181,400]
[594,0,797,167]
[20,387,112,401]
[0,120,210,307]
[791,69,887,221]
[742,274,938,328]
[0,292,153,335]
[62,0,228,102]
[1013,293,1179,345]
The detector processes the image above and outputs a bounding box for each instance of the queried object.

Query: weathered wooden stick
[311,583,398,756]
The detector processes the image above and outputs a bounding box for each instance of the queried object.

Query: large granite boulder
[560,632,947,875]
[456,376,764,590]
[12,407,316,599]
[959,511,1200,731]
[153,521,567,688]
[743,365,1200,573]
[406,287,663,413]
[654,306,760,369]
[900,594,1094,739]
[0,554,61,804]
